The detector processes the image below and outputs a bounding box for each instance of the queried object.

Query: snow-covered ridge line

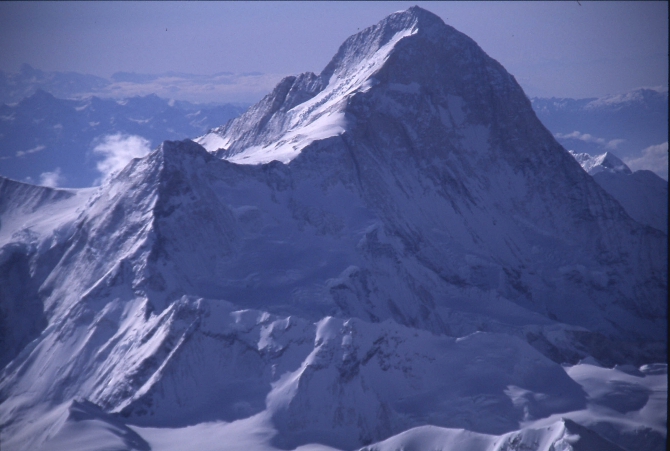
[0,175,95,244]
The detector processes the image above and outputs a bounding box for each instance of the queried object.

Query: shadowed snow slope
[1,6,666,451]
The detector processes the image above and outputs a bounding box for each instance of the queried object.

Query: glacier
[0,6,666,451]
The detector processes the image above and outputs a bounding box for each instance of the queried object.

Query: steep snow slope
[570,151,668,233]
[0,177,94,368]
[0,6,666,451]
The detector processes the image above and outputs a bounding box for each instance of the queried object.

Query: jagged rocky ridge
[0,7,666,451]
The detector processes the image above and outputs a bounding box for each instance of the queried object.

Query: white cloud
[624,142,668,180]
[39,167,65,187]
[92,134,151,180]
[16,145,46,157]
[604,139,625,150]
[554,131,624,150]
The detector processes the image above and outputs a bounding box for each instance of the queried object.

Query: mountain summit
[198,6,529,165]
[1,7,667,451]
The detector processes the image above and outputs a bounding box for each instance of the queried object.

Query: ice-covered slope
[360,418,630,451]
[1,6,666,451]
[570,151,668,233]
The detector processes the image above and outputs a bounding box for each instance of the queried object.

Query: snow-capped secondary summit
[1,7,666,451]
[570,151,633,176]
[570,150,668,233]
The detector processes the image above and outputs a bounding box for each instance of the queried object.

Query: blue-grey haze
[0,1,667,99]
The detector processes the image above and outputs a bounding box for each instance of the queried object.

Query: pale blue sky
[0,1,667,99]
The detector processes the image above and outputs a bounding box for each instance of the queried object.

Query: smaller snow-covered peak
[569,151,632,176]
[569,150,667,232]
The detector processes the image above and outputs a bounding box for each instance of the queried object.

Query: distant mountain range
[0,90,246,187]
[1,67,666,189]
[0,64,282,105]
[531,89,668,179]
[0,64,111,104]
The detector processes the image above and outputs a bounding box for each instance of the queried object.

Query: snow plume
[625,142,669,180]
[555,131,624,150]
[92,133,151,181]
[39,167,65,187]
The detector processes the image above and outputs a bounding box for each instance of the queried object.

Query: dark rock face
[0,243,47,369]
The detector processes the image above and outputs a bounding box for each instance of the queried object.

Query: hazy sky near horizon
[0,1,667,99]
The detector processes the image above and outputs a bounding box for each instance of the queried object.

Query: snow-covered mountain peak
[196,6,504,165]
[191,7,667,349]
[569,151,632,175]
[1,8,667,451]
[318,6,446,83]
